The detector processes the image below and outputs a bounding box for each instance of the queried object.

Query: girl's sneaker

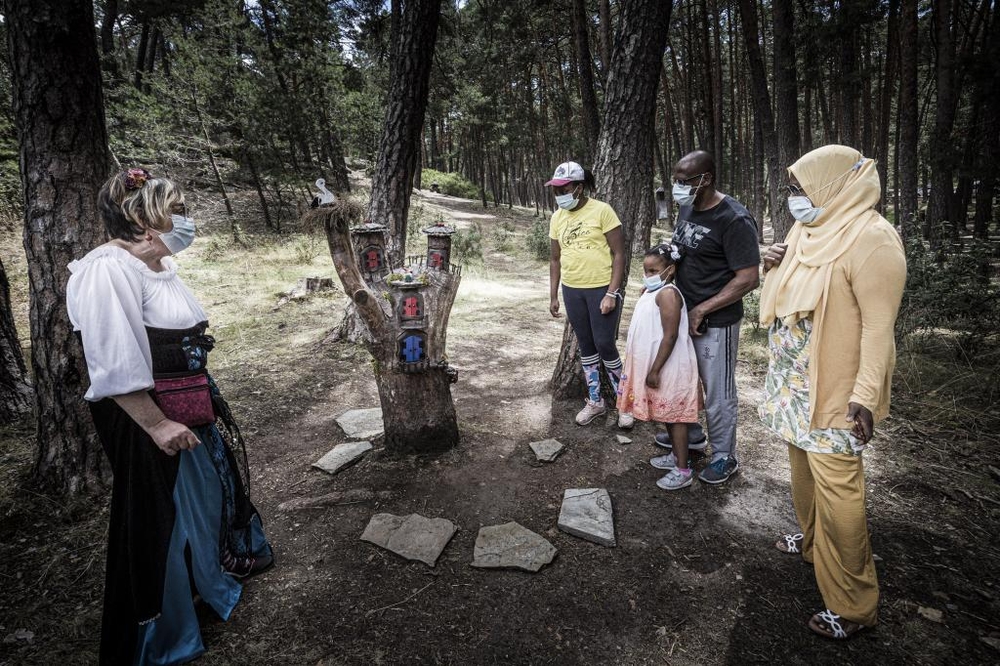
[575,399,607,425]
[656,468,693,490]
[618,412,635,429]
[650,452,677,470]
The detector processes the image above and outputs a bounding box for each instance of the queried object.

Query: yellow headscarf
[759,144,882,326]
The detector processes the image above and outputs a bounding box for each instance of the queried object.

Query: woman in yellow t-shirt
[546,161,627,426]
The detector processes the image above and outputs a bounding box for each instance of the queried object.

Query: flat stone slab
[336,407,384,439]
[360,513,458,567]
[471,522,557,572]
[558,488,616,547]
[529,438,564,462]
[312,441,372,474]
[616,435,632,445]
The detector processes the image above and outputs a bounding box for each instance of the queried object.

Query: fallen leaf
[981,636,1000,651]
[917,606,944,623]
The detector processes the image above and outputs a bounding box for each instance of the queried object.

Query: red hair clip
[124,168,150,190]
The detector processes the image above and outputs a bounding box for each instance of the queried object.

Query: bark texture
[897,0,919,239]
[7,0,112,492]
[772,0,799,241]
[738,0,781,243]
[0,257,31,423]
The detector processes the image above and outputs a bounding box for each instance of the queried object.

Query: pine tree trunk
[368,0,443,265]
[0,257,31,422]
[7,0,112,494]
[928,0,956,250]
[972,1,999,239]
[550,0,673,399]
[898,0,919,239]
[316,203,460,454]
[772,0,799,241]
[739,0,782,242]
[876,0,901,210]
[572,0,601,159]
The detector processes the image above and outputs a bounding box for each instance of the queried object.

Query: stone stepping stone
[360,513,458,567]
[557,488,616,547]
[336,407,384,440]
[312,441,372,474]
[616,435,632,445]
[471,522,557,572]
[529,438,564,462]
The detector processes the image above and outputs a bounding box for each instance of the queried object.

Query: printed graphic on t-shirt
[673,221,711,249]
[560,220,600,249]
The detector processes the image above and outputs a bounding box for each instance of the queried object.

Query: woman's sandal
[775,533,804,554]
[808,609,866,640]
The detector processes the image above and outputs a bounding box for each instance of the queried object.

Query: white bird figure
[310,178,336,208]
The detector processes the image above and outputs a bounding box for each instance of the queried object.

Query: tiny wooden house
[350,220,389,281]
[392,283,426,330]
[421,220,456,270]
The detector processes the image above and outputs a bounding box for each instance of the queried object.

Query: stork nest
[300,197,365,234]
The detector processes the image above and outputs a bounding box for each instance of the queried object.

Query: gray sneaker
[656,468,694,490]
[649,453,677,470]
[575,399,607,425]
[653,432,708,451]
[699,456,739,484]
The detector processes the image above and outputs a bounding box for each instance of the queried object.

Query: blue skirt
[133,426,271,666]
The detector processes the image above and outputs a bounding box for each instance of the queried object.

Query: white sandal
[775,533,804,554]
[808,609,865,640]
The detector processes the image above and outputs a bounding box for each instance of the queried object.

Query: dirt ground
[2,188,999,665]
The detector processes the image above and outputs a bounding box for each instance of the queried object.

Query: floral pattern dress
[759,318,864,455]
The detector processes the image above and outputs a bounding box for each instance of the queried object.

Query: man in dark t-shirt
[663,150,760,484]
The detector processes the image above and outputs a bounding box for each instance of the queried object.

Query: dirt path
[2,190,998,665]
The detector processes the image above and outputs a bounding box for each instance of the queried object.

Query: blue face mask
[672,174,705,207]
[671,182,695,207]
[643,269,670,292]
[787,196,823,225]
[554,186,580,210]
[160,214,196,254]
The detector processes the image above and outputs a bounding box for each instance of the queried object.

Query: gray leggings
[562,284,622,362]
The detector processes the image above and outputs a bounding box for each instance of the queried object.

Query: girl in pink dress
[617,243,703,490]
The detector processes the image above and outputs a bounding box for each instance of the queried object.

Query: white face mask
[160,214,196,254]
[643,270,669,292]
[787,196,823,225]
[554,186,580,210]
[672,174,705,207]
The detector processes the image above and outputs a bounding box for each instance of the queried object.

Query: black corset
[146,321,214,375]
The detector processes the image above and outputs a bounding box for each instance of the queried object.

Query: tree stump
[306,200,461,454]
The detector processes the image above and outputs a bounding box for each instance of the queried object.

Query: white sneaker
[575,399,607,425]
[617,412,635,429]
[650,453,677,470]
[656,469,693,490]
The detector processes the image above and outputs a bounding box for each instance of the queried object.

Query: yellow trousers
[788,444,879,626]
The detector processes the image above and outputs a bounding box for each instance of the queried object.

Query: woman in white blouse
[67,168,272,665]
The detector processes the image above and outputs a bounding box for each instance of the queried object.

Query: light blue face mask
[672,174,705,207]
[787,195,823,225]
[160,214,196,254]
[554,185,581,210]
[787,158,867,226]
[643,269,672,292]
[671,182,695,207]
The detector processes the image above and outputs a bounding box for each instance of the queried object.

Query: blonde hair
[98,169,185,241]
